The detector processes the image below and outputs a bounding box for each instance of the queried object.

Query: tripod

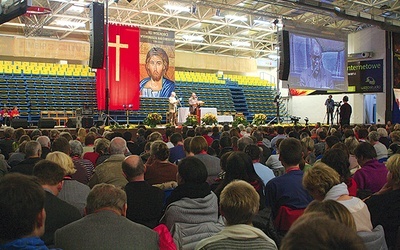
[100,112,119,126]
[268,94,281,125]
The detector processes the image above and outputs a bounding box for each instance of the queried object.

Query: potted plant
[184,115,198,127]
[144,112,162,128]
[252,113,267,126]
[232,116,248,127]
[201,113,218,126]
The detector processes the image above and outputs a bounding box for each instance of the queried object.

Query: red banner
[96,24,140,110]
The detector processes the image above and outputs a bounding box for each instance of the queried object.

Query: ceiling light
[225,15,247,22]
[182,35,204,41]
[54,20,86,28]
[254,19,272,26]
[232,41,251,47]
[164,4,190,12]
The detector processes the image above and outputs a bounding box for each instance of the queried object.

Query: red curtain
[96,24,140,110]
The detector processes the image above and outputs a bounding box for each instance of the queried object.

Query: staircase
[226,80,249,119]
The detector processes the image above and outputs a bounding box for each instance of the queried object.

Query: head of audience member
[220,180,259,226]
[109,137,128,155]
[46,151,76,176]
[122,155,145,182]
[280,213,365,250]
[69,140,84,158]
[279,138,303,169]
[219,136,232,149]
[237,136,254,152]
[377,127,388,139]
[212,126,220,136]
[16,141,27,155]
[77,128,87,142]
[301,137,314,155]
[33,160,66,196]
[321,148,351,185]
[14,128,26,142]
[367,131,380,144]
[220,131,230,138]
[317,130,327,142]
[390,131,400,143]
[190,136,208,154]
[344,136,359,155]
[302,162,340,201]
[85,183,127,216]
[49,129,60,141]
[3,127,14,139]
[18,134,31,145]
[304,200,356,231]
[229,128,240,138]
[183,137,192,156]
[94,138,110,155]
[170,133,183,146]
[59,132,73,142]
[244,144,261,162]
[358,128,369,140]
[30,129,42,140]
[36,136,51,150]
[150,140,169,161]
[0,174,46,244]
[148,132,163,142]
[276,126,284,135]
[325,135,340,150]
[177,157,208,185]
[84,132,97,146]
[25,141,42,159]
[220,151,233,173]
[210,140,220,156]
[354,142,377,166]
[385,154,400,190]
[186,129,195,138]
[51,137,71,155]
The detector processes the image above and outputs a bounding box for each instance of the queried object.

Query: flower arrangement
[144,112,162,128]
[201,113,218,125]
[232,116,248,127]
[184,115,198,126]
[107,123,136,130]
[252,113,267,126]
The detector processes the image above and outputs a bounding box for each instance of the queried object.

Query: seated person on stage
[196,180,278,250]
[55,183,159,250]
[0,107,10,126]
[188,92,203,115]
[0,174,47,250]
[122,155,164,229]
[139,47,175,98]
[10,106,20,119]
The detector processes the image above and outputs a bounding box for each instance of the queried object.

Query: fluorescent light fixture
[164,4,190,12]
[232,41,251,47]
[182,35,204,41]
[54,20,86,28]
[268,54,280,59]
[65,5,85,14]
[254,19,272,26]
[225,14,247,22]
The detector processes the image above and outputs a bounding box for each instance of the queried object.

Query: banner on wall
[347,59,383,93]
[139,29,175,98]
[96,24,140,111]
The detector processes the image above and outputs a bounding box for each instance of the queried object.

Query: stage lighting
[128,104,133,108]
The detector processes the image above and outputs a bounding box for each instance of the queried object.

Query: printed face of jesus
[147,55,165,81]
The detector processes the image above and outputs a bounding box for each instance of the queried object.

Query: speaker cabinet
[89,2,104,69]
[66,118,77,128]
[38,118,56,129]
[278,30,290,81]
[82,117,94,129]
[11,119,28,129]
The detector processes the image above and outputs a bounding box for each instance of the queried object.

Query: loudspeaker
[38,118,56,129]
[11,119,28,129]
[82,117,94,129]
[66,118,77,128]
[278,30,290,81]
[89,2,104,69]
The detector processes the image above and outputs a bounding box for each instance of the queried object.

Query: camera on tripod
[334,101,342,107]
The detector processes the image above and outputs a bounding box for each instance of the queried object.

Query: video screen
[287,32,347,91]
[0,0,28,24]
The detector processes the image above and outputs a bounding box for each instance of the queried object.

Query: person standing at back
[324,95,334,125]
[340,96,352,126]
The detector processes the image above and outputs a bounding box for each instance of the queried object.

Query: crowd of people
[0,121,399,249]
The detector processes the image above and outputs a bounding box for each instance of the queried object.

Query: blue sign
[347,59,383,93]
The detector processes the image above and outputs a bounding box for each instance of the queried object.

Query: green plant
[144,112,162,128]
[252,113,267,126]
[232,116,248,127]
[184,115,198,126]
[201,113,218,125]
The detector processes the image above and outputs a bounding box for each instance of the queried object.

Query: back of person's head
[59,131,73,142]
[51,137,71,155]
[18,141,28,154]
[36,136,50,148]
[237,136,254,151]
[390,131,400,142]
[318,130,327,140]
[219,136,232,148]
[325,135,340,149]
[4,127,14,138]
[122,131,132,142]
[122,155,145,180]
[354,142,377,160]
[25,141,42,158]
[343,96,349,102]
[186,129,195,138]
[94,138,110,154]
[0,174,46,242]
[148,132,162,142]
[344,128,355,138]
[46,151,76,176]
[49,129,60,140]
[220,151,233,172]
[279,138,303,167]
[367,131,380,142]
[244,144,261,161]
[109,137,127,155]
[183,137,192,154]
[170,133,183,145]
[303,162,341,200]
[30,129,42,138]
[190,136,208,154]
[252,130,263,142]
[277,126,284,135]
[225,151,260,185]
[344,136,359,155]
[358,128,369,139]
[377,127,388,138]
[321,148,351,184]
[69,140,84,157]
[18,134,31,145]
[177,156,208,184]
[85,132,97,145]
[301,137,314,152]
[385,154,400,186]
[150,140,170,161]
[14,128,26,141]
[85,183,127,215]
[331,142,350,158]
[220,180,259,225]
[281,213,365,250]
[304,200,356,231]
[33,160,65,186]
